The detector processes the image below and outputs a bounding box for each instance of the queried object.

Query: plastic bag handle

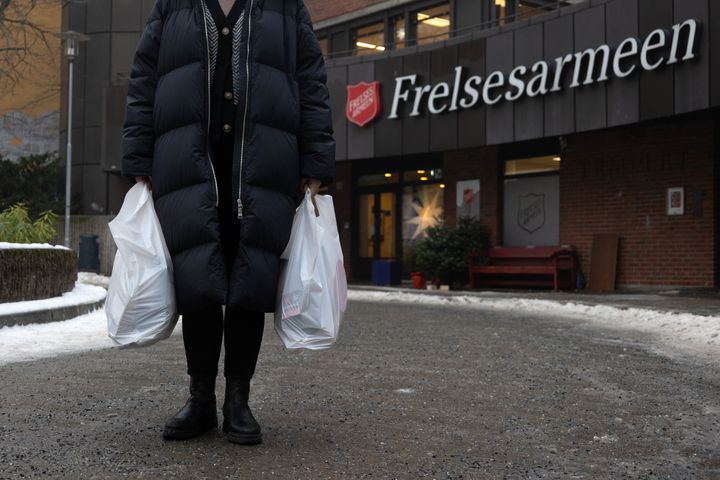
[307,188,320,217]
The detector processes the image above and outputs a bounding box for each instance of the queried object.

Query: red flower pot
[411,272,426,289]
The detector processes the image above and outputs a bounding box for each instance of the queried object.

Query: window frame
[317,0,455,59]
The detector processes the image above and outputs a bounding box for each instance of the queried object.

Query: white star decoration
[405,188,443,240]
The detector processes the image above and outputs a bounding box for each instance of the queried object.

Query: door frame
[353,185,403,280]
[350,156,444,281]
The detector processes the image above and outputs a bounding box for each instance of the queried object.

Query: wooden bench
[469,246,578,291]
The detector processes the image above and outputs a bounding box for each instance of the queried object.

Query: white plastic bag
[274,190,347,350]
[105,182,178,348]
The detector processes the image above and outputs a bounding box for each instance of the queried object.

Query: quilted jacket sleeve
[296,0,336,186]
[121,2,163,180]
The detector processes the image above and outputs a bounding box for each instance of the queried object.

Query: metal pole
[64,58,73,248]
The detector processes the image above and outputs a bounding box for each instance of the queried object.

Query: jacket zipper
[237,0,254,219]
[201,0,219,208]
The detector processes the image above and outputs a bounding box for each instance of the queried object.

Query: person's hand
[300,177,321,197]
[135,175,152,191]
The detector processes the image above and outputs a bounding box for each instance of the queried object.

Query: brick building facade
[320,0,720,289]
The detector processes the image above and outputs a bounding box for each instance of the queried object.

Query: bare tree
[0,0,61,109]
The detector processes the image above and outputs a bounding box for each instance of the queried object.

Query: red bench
[469,246,578,291]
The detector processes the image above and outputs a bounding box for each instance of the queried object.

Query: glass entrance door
[356,191,397,278]
[359,191,396,259]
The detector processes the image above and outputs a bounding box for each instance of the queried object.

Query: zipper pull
[237,198,244,219]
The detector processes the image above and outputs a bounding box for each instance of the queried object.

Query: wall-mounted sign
[667,187,685,215]
[456,179,480,219]
[346,81,381,127]
[380,19,699,120]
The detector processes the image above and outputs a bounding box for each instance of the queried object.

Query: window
[415,3,450,46]
[516,1,561,21]
[492,1,585,27]
[392,15,407,49]
[494,0,508,26]
[352,21,386,56]
[505,155,561,176]
[402,183,445,246]
[318,36,329,59]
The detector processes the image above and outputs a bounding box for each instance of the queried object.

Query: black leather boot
[222,376,262,445]
[163,375,218,440]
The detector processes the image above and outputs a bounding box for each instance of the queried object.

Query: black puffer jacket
[121,0,335,314]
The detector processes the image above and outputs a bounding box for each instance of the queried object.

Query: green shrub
[0,203,59,243]
[0,153,74,217]
[413,217,490,285]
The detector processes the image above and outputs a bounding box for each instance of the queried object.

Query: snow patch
[347,290,720,360]
[0,308,183,366]
[0,282,107,315]
[77,272,111,289]
[0,242,70,250]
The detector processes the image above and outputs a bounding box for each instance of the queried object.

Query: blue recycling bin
[78,234,100,273]
[371,259,401,286]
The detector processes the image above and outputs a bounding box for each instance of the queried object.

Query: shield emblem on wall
[517,193,546,234]
[346,81,381,127]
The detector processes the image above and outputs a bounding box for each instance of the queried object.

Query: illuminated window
[495,0,508,26]
[415,3,450,46]
[352,22,386,56]
[505,155,561,176]
[392,16,406,49]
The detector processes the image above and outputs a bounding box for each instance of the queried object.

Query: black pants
[182,134,264,379]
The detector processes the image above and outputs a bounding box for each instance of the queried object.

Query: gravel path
[1,299,719,479]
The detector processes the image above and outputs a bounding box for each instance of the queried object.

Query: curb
[0,298,106,328]
[347,284,720,318]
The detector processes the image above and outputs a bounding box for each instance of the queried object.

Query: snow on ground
[77,272,111,289]
[0,282,107,315]
[1,287,718,367]
[0,242,70,250]
[348,290,720,362]
[0,307,183,366]
[0,309,113,366]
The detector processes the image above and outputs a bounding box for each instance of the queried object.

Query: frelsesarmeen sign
[386,19,700,120]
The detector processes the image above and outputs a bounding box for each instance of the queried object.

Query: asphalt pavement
[1,299,719,479]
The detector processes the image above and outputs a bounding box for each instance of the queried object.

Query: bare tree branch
[0,0,60,109]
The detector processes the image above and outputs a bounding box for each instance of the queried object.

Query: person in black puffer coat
[121,0,334,445]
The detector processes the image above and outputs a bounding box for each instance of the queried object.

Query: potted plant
[413,218,490,290]
[403,246,426,289]
[413,223,451,289]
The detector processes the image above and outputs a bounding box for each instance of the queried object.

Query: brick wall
[305,0,383,22]
[560,115,717,287]
[442,147,501,246]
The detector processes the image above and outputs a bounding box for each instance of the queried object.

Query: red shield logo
[346,81,381,127]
